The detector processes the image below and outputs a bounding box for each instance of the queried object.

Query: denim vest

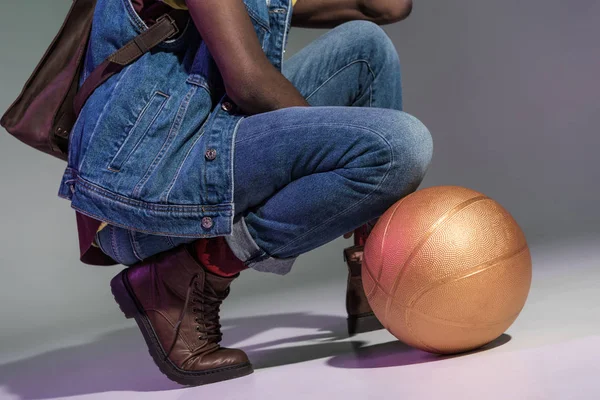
[58,0,293,238]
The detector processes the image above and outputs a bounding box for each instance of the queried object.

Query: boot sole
[347,312,385,336]
[110,269,254,386]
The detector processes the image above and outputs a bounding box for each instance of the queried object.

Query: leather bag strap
[73,11,180,115]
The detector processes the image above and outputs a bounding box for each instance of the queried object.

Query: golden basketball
[362,185,532,354]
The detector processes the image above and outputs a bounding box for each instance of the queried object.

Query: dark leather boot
[110,243,253,386]
[344,244,384,336]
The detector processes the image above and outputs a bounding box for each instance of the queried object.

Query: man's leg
[227,108,432,271]
[227,20,411,263]
[226,20,424,334]
[97,20,407,268]
[107,20,431,386]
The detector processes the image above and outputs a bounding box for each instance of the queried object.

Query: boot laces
[191,275,228,342]
[165,273,228,360]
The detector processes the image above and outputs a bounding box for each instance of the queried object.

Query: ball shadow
[327,333,512,369]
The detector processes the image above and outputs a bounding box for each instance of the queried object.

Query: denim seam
[305,59,375,102]
[186,75,213,96]
[128,230,144,262]
[166,236,177,248]
[161,123,204,204]
[235,121,388,145]
[109,225,122,264]
[108,90,170,172]
[70,203,220,237]
[133,86,196,199]
[370,74,373,106]
[246,6,271,31]
[153,88,200,202]
[350,72,374,108]
[230,116,246,209]
[269,127,394,255]
[280,2,292,68]
[73,175,231,212]
[122,0,147,32]
[95,230,111,261]
[160,86,216,203]
[106,80,162,172]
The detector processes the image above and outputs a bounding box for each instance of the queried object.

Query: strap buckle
[157,13,180,39]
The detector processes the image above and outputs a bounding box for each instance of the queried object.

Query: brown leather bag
[0,0,180,161]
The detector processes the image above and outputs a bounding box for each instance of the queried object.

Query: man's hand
[291,0,413,28]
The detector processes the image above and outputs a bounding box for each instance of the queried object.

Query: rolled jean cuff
[225,214,297,276]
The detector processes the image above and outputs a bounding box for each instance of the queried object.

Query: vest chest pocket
[245,3,271,49]
[108,91,170,172]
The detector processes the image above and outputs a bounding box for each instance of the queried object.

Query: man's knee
[383,111,434,196]
[336,20,399,63]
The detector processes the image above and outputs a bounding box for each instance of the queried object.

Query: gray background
[1,0,598,360]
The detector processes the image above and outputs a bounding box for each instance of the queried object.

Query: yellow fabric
[161,0,297,9]
[161,0,188,9]
[92,221,109,247]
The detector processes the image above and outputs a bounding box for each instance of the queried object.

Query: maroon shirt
[75,1,186,266]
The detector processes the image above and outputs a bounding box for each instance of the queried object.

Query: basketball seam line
[394,303,526,329]
[383,195,489,326]
[363,244,530,352]
[401,244,530,353]
[365,196,408,300]
[362,198,491,303]
[406,243,530,308]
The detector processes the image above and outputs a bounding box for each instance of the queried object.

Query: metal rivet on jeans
[201,216,213,229]
[205,148,217,160]
[221,101,233,112]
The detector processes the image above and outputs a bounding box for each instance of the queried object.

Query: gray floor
[0,234,599,400]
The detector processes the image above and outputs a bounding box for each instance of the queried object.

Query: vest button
[221,101,234,112]
[205,148,217,160]
[201,216,213,229]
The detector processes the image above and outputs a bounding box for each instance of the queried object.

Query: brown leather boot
[344,244,384,336]
[110,243,253,386]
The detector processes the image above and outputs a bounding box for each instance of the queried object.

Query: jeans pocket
[108,90,170,172]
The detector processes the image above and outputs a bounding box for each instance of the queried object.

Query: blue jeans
[96,21,433,275]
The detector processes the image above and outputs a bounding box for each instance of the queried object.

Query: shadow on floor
[221,312,365,370]
[0,312,511,399]
[0,312,353,399]
[327,333,512,369]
